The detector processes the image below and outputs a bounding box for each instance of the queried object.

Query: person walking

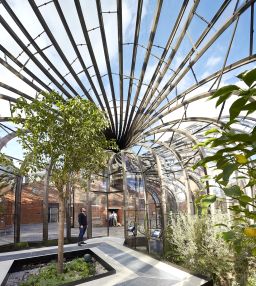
[78,207,87,246]
[113,211,117,226]
[108,212,113,227]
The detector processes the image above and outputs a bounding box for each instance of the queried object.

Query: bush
[165,213,234,285]
[15,242,29,250]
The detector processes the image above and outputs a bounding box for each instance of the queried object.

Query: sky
[0,0,255,161]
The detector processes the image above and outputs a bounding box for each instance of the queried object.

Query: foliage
[14,242,29,250]
[166,213,235,285]
[0,153,18,172]
[193,68,256,229]
[0,154,18,215]
[11,91,117,184]
[0,172,14,195]
[193,68,256,285]
[20,258,95,286]
[0,153,18,194]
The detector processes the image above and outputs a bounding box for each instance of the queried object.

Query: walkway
[0,236,212,286]
[0,223,124,245]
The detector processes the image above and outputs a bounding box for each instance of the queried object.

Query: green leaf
[229,205,242,212]
[244,210,256,220]
[221,230,235,241]
[229,133,253,143]
[223,185,242,197]
[216,157,229,169]
[201,195,217,207]
[210,85,239,99]
[193,154,219,169]
[239,195,253,203]
[192,142,207,150]
[222,164,237,182]
[240,201,247,208]
[204,128,220,135]
[215,92,233,107]
[199,195,217,215]
[214,223,229,228]
[237,68,256,87]
[211,135,229,147]
[229,96,250,121]
[248,169,256,179]
[242,101,256,112]
[252,248,256,256]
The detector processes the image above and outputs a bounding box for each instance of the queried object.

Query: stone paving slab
[97,243,180,282]
[0,260,13,285]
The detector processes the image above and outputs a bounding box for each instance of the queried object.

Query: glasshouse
[0,0,255,285]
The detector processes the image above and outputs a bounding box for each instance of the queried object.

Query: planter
[2,249,116,286]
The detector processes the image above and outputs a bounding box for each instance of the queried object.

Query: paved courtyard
[0,236,212,286]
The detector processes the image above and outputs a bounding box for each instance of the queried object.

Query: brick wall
[21,201,43,224]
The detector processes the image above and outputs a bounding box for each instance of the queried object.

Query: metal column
[14,175,22,244]
[121,151,128,240]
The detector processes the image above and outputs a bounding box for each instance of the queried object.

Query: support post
[137,156,150,253]
[43,162,52,242]
[72,186,75,228]
[86,178,92,239]
[14,175,22,244]
[183,171,194,215]
[106,169,110,237]
[155,154,167,252]
[66,182,71,241]
[121,151,128,240]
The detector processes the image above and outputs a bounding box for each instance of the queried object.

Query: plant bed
[2,249,115,286]
[0,237,78,253]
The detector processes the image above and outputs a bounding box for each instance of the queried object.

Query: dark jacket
[78,212,87,227]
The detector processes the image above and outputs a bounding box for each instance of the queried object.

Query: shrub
[15,242,29,250]
[165,213,234,285]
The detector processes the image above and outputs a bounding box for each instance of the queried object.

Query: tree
[11,91,116,273]
[193,68,256,285]
[0,154,17,195]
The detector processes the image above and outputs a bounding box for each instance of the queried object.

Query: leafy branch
[193,69,256,261]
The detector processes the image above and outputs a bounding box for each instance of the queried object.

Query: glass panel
[0,187,14,245]
[108,193,124,238]
[90,192,108,238]
[91,173,106,192]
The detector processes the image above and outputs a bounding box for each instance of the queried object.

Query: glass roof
[0,1,255,206]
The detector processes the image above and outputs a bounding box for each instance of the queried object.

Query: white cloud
[206,56,222,67]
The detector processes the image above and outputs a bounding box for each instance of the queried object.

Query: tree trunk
[57,192,65,274]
